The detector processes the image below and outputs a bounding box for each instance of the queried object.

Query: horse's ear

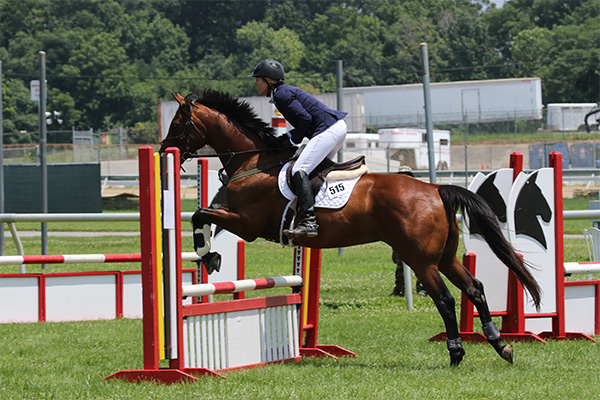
[172,93,185,106]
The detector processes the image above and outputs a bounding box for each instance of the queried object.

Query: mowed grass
[1,242,599,400]
[0,198,598,399]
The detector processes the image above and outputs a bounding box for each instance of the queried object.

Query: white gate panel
[0,276,39,322]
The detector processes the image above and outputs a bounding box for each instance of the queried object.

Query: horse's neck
[209,125,270,177]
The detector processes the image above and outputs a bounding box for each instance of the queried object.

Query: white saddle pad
[278,162,364,209]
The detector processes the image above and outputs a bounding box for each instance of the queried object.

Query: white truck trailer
[343,129,451,170]
[546,103,598,131]
[344,77,543,128]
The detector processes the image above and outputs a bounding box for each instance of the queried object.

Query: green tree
[511,22,600,102]
[121,11,190,73]
[233,21,306,95]
[302,5,384,89]
[1,78,38,137]
[1,0,597,143]
[437,7,506,81]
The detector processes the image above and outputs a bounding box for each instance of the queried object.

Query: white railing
[0,212,194,270]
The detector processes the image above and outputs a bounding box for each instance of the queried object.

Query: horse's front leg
[191,206,258,256]
[190,206,244,275]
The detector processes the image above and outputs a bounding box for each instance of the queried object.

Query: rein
[186,148,274,159]
[229,159,291,183]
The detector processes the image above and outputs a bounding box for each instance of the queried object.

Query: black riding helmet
[250,59,285,83]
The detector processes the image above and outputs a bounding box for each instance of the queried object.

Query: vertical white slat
[286,305,295,358]
[275,306,284,361]
[212,314,221,369]
[189,316,197,368]
[182,318,189,368]
[259,308,267,363]
[290,304,300,357]
[270,306,278,361]
[273,306,281,361]
[207,314,214,370]
[219,313,227,369]
[191,317,197,368]
[292,305,300,357]
[274,307,285,360]
[201,314,209,368]
[280,306,288,360]
[184,316,191,368]
[265,307,274,362]
[194,315,202,368]
[284,305,294,358]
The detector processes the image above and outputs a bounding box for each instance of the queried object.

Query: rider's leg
[286,120,346,238]
[285,170,319,237]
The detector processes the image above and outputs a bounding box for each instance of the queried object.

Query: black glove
[276,134,296,149]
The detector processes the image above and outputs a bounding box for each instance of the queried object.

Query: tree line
[0,0,597,143]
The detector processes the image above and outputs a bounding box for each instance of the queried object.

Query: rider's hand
[276,133,296,149]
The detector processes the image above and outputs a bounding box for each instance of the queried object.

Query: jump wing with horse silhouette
[159,88,541,366]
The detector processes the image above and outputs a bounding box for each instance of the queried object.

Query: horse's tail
[438,185,542,309]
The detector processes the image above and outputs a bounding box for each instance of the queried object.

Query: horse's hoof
[501,344,514,364]
[450,355,463,367]
[449,348,465,367]
[203,252,222,275]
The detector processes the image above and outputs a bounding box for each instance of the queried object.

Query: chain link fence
[2,105,599,177]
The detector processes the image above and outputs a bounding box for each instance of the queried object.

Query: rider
[251,59,348,238]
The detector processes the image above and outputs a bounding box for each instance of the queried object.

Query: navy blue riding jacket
[272,85,347,144]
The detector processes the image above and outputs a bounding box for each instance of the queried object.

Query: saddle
[285,155,367,197]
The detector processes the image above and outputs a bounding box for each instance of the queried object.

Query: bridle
[160,104,208,165]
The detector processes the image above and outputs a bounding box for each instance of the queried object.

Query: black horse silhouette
[468,170,551,250]
[514,171,552,249]
[469,172,507,236]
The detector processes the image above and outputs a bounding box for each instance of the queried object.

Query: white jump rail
[564,262,600,275]
[0,212,195,272]
[0,252,200,265]
[0,212,195,221]
[182,275,303,297]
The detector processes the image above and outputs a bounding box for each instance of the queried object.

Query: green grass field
[0,198,598,399]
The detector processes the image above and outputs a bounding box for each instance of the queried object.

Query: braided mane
[186,89,279,147]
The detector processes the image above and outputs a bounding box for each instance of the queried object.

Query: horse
[160,88,541,366]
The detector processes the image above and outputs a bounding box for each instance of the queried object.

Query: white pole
[39,51,48,268]
[403,262,414,311]
[420,43,436,184]
[166,153,178,359]
[0,60,4,256]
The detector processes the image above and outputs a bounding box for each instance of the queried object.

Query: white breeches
[291,119,347,175]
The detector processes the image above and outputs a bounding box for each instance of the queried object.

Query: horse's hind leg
[413,266,465,366]
[440,256,514,364]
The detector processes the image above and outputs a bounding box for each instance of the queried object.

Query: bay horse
[160,88,541,366]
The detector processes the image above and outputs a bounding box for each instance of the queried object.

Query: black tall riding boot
[284,170,318,238]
